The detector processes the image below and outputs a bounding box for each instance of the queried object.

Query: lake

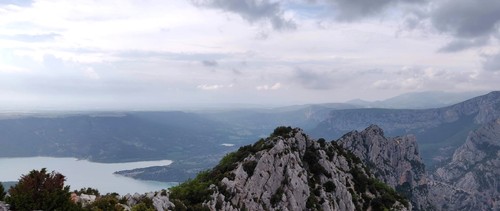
[0,157,177,195]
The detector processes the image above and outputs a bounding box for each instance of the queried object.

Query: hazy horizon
[0,90,492,113]
[1,1,499,110]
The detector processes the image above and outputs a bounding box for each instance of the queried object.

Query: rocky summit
[337,125,433,210]
[168,126,410,210]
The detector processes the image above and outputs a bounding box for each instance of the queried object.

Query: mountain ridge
[312,91,500,168]
[166,126,413,210]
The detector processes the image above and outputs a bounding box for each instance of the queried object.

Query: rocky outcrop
[429,118,500,211]
[169,127,410,210]
[121,191,174,211]
[71,193,96,207]
[337,125,433,210]
[0,202,8,211]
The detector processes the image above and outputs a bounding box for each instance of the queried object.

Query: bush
[323,181,336,192]
[242,160,258,177]
[169,171,213,209]
[0,182,5,201]
[86,194,124,211]
[271,126,293,137]
[131,202,155,211]
[75,187,100,197]
[270,187,284,206]
[306,195,319,209]
[318,138,326,147]
[6,168,81,211]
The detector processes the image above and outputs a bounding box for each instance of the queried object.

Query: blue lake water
[0,157,177,195]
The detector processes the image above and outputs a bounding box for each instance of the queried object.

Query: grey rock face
[430,118,500,211]
[0,202,9,211]
[202,128,409,211]
[337,125,433,211]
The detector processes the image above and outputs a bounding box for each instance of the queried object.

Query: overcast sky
[0,0,499,110]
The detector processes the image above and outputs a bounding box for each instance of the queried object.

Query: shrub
[0,182,5,201]
[6,168,81,211]
[270,187,284,206]
[323,181,336,192]
[131,202,155,211]
[271,126,293,137]
[87,194,124,211]
[242,160,258,177]
[169,171,213,209]
[75,187,100,197]
[318,138,326,147]
[306,195,319,209]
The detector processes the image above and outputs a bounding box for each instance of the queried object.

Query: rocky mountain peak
[337,125,432,210]
[168,126,410,210]
[362,124,385,137]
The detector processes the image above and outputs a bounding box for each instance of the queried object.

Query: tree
[6,168,81,210]
[0,181,5,201]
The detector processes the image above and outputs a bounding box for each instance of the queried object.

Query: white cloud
[256,82,281,91]
[197,83,233,90]
[83,67,100,80]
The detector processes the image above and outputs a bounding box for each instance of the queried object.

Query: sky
[0,0,499,110]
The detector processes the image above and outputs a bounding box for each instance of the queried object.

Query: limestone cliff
[168,127,409,210]
[337,125,433,210]
[429,118,500,211]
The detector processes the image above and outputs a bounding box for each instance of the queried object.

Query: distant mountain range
[312,91,500,168]
[346,91,488,109]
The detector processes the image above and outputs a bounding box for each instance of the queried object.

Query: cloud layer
[0,0,498,110]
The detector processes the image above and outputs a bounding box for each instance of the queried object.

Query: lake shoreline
[0,157,175,195]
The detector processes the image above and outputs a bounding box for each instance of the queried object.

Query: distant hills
[312,91,500,168]
[346,91,488,109]
[0,112,244,163]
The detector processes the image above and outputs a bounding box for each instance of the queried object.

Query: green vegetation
[306,195,320,210]
[331,141,362,166]
[349,165,409,210]
[75,187,100,197]
[323,181,336,192]
[271,126,293,138]
[395,182,413,200]
[131,202,155,211]
[270,187,284,206]
[0,182,5,201]
[85,193,123,211]
[242,160,258,177]
[5,168,81,211]
[168,171,213,209]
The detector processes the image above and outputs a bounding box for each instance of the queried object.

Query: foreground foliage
[0,182,5,201]
[6,168,81,211]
